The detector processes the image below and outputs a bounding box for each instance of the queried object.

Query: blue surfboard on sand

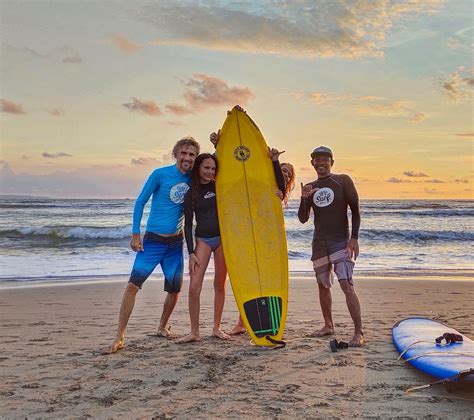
[392,317,474,387]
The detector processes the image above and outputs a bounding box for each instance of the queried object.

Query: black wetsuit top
[298,173,360,240]
[184,160,286,253]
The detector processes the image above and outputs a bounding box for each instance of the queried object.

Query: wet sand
[1,276,473,418]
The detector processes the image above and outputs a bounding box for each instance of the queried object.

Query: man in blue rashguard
[111,137,200,353]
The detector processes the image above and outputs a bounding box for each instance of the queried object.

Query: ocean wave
[362,229,474,242]
[361,209,474,217]
[0,226,131,240]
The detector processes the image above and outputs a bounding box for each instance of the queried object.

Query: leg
[339,280,364,346]
[307,282,334,337]
[111,241,160,352]
[212,246,230,340]
[157,292,179,337]
[227,315,246,335]
[158,239,187,337]
[176,240,211,343]
[110,283,139,353]
[307,255,335,337]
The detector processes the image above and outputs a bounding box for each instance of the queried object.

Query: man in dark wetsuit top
[298,146,363,346]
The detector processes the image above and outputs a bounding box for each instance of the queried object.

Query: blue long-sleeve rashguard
[132,164,191,235]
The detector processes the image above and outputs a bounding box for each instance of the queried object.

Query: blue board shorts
[311,238,355,288]
[129,232,184,293]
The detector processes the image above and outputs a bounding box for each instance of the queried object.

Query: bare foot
[156,326,173,338]
[226,325,247,336]
[213,328,231,340]
[348,332,365,347]
[176,333,200,344]
[110,337,124,353]
[305,326,334,337]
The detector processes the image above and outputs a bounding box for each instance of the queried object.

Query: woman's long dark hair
[191,153,218,210]
[281,162,296,207]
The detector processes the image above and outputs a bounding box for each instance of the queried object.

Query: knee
[339,280,355,295]
[126,282,140,295]
[189,284,202,299]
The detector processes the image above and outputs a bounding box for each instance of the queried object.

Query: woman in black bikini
[178,143,295,342]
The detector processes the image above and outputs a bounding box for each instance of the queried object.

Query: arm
[183,189,195,254]
[345,176,360,239]
[272,160,286,195]
[132,169,160,235]
[298,183,317,223]
[344,175,361,260]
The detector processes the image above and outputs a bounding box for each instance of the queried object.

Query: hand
[346,238,359,261]
[268,147,285,161]
[130,234,144,252]
[189,253,201,275]
[228,105,246,115]
[210,129,220,148]
[276,190,283,200]
[301,182,318,198]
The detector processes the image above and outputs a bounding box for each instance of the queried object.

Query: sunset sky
[1,0,473,198]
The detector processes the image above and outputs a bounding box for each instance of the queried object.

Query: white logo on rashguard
[169,183,190,204]
[204,191,216,199]
[313,187,334,207]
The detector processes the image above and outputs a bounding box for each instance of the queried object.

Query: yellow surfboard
[216,106,288,347]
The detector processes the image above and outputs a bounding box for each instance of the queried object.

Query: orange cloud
[164,74,254,114]
[49,108,65,117]
[122,98,163,116]
[111,34,140,53]
[1,99,26,114]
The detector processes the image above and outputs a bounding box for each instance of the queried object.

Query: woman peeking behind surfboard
[176,129,293,343]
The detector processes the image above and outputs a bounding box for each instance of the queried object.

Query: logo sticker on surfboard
[234,146,251,161]
[313,187,334,207]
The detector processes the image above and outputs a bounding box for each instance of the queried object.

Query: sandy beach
[1,275,473,418]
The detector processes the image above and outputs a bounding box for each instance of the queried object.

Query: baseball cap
[311,146,333,159]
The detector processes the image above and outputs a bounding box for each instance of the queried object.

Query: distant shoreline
[1,268,472,289]
[1,195,472,201]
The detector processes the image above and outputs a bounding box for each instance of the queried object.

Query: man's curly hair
[172,136,200,158]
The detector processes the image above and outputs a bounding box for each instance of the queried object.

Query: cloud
[387,177,411,183]
[453,179,469,184]
[455,132,474,137]
[165,103,195,116]
[111,34,140,53]
[425,179,445,184]
[3,43,47,58]
[438,67,473,101]
[355,100,425,123]
[403,171,429,178]
[131,157,158,165]
[122,98,162,116]
[447,26,474,52]
[166,121,188,127]
[60,46,82,63]
[4,43,83,63]
[49,108,65,117]
[42,152,72,158]
[21,155,29,160]
[297,92,424,122]
[1,99,26,114]
[302,92,385,105]
[140,0,442,59]
[167,74,254,113]
[63,55,82,63]
[0,163,154,198]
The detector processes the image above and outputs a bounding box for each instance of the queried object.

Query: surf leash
[406,368,474,393]
[265,336,286,349]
